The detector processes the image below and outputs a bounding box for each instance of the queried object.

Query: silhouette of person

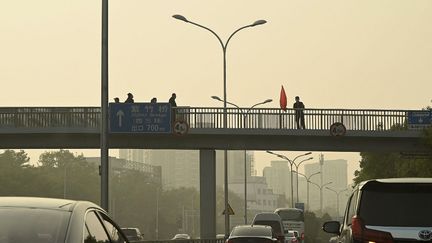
[293,96,306,129]
[169,93,177,107]
[125,93,134,103]
[114,97,120,103]
[151,97,157,103]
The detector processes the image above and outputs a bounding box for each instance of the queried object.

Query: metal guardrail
[0,106,424,131]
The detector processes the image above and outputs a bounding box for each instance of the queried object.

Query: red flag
[280,85,287,111]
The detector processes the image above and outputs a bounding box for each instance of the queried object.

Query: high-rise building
[262,160,293,206]
[215,151,254,188]
[304,158,348,214]
[119,149,254,191]
[229,176,281,215]
[118,149,145,163]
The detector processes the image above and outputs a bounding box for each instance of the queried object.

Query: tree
[35,149,100,201]
[0,150,32,196]
[304,211,333,243]
[354,125,432,184]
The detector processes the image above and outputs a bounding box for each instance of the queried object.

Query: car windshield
[253,220,282,235]
[231,226,272,237]
[277,210,304,221]
[0,207,70,243]
[359,183,432,227]
[122,229,138,236]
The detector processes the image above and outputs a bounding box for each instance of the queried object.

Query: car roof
[253,212,282,220]
[0,197,99,212]
[234,225,272,229]
[358,178,432,190]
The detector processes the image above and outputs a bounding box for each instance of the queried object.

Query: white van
[252,212,286,243]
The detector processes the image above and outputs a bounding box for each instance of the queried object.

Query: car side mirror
[322,221,341,235]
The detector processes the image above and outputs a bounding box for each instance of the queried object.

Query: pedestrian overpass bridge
[0,106,429,152]
[1,106,431,239]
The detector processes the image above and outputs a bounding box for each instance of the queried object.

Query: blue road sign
[407,111,432,129]
[109,103,172,133]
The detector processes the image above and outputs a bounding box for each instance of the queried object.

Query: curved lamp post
[325,187,349,217]
[292,156,313,203]
[212,96,272,224]
[310,181,332,214]
[294,171,320,211]
[266,151,313,207]
[174,14,266,236]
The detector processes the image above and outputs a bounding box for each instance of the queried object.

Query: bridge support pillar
[200,149,216,239]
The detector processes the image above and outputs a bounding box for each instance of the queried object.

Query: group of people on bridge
[113,93,177,108]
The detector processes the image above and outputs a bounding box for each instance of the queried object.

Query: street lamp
[294,171,320,211]
[100,0,109,211]
[292,156,313,203]
[309,181,332,214]
[325,187,349,217]
[174,14,266,236]
[146,182,163,240]
[212,96,272,224]
[266,151,313,207]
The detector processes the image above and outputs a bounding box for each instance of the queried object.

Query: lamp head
[172,14,189,23]
[251,19,267,26]
[211,96,222,101]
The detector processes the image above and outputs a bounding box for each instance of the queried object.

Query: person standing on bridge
[169,93,177,107]
[125,93,134,103]
[293,96,306,129]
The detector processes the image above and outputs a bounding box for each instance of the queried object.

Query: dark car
[252,213,286,243]
[322,178,432,243]
[226,225,278,243]
[0,197,129,243]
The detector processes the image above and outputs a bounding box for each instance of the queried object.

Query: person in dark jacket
[293,96,306,129]
[125,93,134,103]
[169,93,177,107]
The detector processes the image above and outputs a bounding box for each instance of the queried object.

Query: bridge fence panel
[0,107,421,131]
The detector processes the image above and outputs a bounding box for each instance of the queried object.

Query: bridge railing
[0,106,420,131]
[177,107,410,131]
[0,107,100,129]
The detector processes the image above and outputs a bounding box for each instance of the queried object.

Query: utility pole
[319,154,324,214]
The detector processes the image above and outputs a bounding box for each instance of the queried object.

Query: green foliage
[354,126,432,184]
[304,211,333,243]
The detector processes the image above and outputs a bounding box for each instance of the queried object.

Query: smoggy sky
[1,1,431,181]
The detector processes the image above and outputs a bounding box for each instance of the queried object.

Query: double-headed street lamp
[309,181,332,214]
[266,151,312,207]
[173,14,266,237]
[292,156,313,203]
[325,187,349,217]
[294,171,320,211]
[212,96,272,224]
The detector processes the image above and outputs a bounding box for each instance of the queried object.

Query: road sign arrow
[116,110,125,127]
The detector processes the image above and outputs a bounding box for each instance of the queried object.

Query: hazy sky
[2,1,432,181]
